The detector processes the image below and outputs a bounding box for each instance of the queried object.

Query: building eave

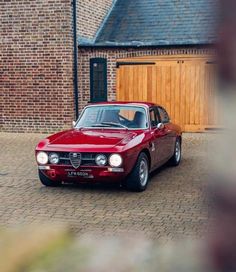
[78,41,216,49]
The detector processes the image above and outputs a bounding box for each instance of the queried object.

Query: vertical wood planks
[116,57,218,132]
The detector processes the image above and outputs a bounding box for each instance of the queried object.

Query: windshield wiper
[90,124,110,127]
[101,122,128,129]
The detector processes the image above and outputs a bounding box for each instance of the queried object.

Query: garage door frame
[116,54,218,132]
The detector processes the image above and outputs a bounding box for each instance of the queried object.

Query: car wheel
[170,137,182,166]
[125,152,150,192]
[38,170,61,187]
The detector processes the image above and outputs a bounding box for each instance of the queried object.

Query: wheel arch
[140,148,151,170]
[178,135,182,145]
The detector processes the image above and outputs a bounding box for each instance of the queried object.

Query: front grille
[57,152,107,167]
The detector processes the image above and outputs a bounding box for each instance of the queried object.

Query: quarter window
[90,58,107,102]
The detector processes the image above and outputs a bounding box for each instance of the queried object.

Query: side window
[150,109,158,128]
[154,107,161,124]
[158,107,170,124]
[90,58,107,102]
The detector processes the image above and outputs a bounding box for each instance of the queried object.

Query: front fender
[123,134,150,174]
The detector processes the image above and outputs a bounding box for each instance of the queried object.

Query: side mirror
[72,121,76,127]
[157,123,165,130]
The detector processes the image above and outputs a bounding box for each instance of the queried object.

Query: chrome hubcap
[175,141,181,162]
[139,159,148,186]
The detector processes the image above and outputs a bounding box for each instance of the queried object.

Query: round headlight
[95,154,107,166]
[109,154,122,168]
[49,153,59,165]
[36,152,48,165]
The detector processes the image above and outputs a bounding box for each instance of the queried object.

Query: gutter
[78,43,215,49]
[78,38,216,48]
[72,0,79,120]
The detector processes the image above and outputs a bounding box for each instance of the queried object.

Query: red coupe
[36,102,182,192]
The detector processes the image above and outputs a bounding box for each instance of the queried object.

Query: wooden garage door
[116,57,218,132]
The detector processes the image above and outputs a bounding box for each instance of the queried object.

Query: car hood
[38,129,145,153]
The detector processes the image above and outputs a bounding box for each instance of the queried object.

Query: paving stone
[0,132,211,240]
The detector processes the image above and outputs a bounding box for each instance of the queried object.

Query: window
[76,105,148,129]
[90,58,107,102]
[150,109,158,127]
[154,107,161,124]
[158,107,170,124]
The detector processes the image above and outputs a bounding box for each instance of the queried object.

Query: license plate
[67,171,89,178]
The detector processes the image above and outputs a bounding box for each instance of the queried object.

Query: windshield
[76,105,148,129]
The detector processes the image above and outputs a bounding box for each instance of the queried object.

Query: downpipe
[72,0,79,120]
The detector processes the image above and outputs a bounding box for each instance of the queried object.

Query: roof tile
[91,0,219,46]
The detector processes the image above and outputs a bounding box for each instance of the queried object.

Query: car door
[157,106,176,159]
[149,108,166,167]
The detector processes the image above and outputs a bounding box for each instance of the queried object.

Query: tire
[169,137,182,166]
[38,170,61,187]
[125,152,150,192]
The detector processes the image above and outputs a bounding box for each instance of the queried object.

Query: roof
[88,101,156,108]
[79,0,218,47]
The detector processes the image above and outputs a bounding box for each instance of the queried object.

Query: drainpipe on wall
[72,0,79,120]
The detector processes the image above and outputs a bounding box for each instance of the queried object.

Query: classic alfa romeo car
[36,102,182,192]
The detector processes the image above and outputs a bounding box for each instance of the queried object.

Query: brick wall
[78,47,215,111]
[0,0,115,133]
[78,0,114,40]
[0,0,75,133]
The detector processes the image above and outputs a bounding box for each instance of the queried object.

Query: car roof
[88,101,159,108]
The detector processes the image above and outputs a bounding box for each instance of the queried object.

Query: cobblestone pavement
[0,133,211,240]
